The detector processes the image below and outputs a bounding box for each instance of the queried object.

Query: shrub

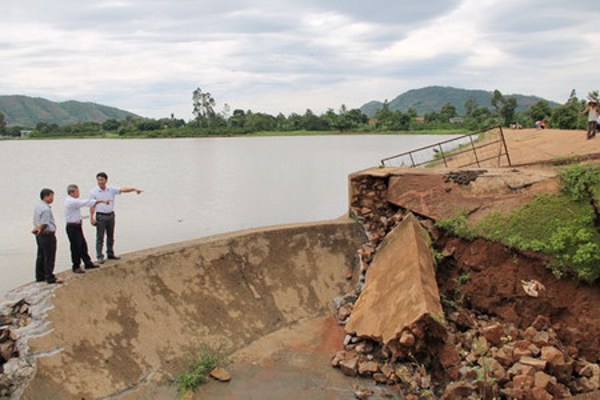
[175,344,230,394]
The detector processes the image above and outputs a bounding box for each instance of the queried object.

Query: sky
[2,0,600,120]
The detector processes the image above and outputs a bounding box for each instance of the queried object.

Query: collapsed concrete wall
[17,220,366,399]
[345,214,445,355]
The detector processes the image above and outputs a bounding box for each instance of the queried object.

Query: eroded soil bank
[437,234,600,363]
[331,166,600,399]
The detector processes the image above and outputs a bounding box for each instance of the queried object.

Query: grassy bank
[437,163,600,283]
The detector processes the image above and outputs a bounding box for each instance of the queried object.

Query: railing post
[469,135,481,168]
[438,144,448,167]
[498,125,512,166]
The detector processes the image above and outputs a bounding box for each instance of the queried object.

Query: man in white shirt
[65,184,109,274]
[89,172,143,263]
[581,99,599,139]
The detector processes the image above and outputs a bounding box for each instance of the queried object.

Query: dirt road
[503,128,600,165]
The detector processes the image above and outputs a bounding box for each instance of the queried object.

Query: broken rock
[209,367,231,382]
[345,213,446,350]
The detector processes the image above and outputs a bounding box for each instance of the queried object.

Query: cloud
[1,0,599,118]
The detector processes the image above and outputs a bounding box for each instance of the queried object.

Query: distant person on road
[32,188,62,284]
[65,184,110,274]
[580,99,599,139]
[89,172,143,263]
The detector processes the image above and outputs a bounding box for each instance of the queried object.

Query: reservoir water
[0,134,458,297]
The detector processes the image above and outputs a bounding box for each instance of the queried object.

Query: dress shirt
[33,201,56,232]
[90,186,120,213]
[65,196,96,223]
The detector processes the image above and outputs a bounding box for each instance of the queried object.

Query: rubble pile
[334,304,600,398]
[338,172,600,399]
[0,299,30,398]
[350,175,404,246]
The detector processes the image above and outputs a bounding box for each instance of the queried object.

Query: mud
[437,234,600,363]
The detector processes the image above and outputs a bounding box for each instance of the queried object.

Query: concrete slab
[345,213,444,345]
[20,220,367,399]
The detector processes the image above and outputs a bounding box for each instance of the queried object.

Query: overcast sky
[3,1,599,119]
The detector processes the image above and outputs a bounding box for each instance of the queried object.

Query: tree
[229,109,246,129]
[102,119,120,131]
[302,109,328,131]
[244,112,276,132]
[499,97,517,126]
[527,100,552,122]
[491,89,504,114]
[374,100,392,123]
[221,103,231,121]
[0,112,6,134]
[136,119,161,131]
[464,98,478,117]
[192,87,216,128]
[439,102,457,122]
[375,102,409,131]
[322,108,339,130]
[548,90,581,129]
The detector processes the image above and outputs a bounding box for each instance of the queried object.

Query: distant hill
[0,95,140,127]
[360,86,561,117]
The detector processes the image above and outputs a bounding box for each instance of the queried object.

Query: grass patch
[437,163,600,283]
[175,344,230,395]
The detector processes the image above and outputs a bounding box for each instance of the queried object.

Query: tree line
[0,88,596,138]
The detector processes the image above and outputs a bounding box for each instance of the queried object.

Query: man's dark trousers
[96,212,116,259]
[66,222,94,269]
[35,233,57,283]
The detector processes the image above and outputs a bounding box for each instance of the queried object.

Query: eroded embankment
[335,167,600,399]
[6,220,366,399]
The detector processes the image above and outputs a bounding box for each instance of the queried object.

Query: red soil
[437,235,600,362]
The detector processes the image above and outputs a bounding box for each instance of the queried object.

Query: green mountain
[360,86,560,117]
[0,95,139,127]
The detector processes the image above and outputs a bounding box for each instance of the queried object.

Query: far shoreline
[1,128,469,140]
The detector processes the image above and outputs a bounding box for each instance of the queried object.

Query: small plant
[440,293,463,310]
[559,163,600,201]
[175,344,230,395]
[431,249,445,264]
[455,273,471,285]
[436,210,476,240]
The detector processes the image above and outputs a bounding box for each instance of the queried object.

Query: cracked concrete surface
[12,220,366,399]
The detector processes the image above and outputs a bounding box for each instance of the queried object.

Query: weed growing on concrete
[175,343,230,395]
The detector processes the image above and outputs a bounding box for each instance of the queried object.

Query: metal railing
[380,125,511,169]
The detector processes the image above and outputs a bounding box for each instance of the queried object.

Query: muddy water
[0,134,460,297]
